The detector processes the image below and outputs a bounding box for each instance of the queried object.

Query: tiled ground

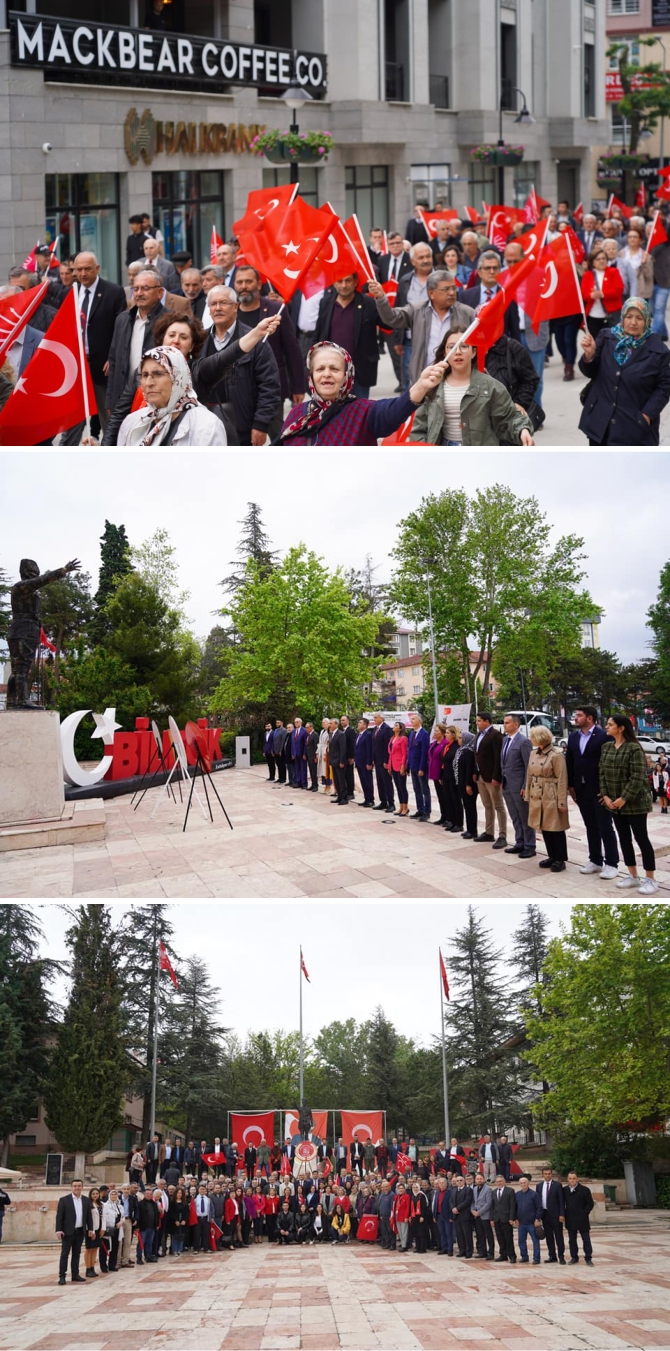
[1,765,669,900]
[2,1224,670,1351]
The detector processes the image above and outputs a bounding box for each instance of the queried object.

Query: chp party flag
[439,949,450,1000]
[340,1111,383,1147]
[561,224,585,264]
[0,288,96,447]
[210,224,224,264]
[159,939,178,988]
[234,194,335,302]
[532,233,584,331]
[0,279,50,366]
[464,205,483,224]
[646,209,668,253]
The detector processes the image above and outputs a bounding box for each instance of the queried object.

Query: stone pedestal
[0,709,65,825]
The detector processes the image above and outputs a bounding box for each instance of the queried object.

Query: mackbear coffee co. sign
[124,108,266,164]
[10,13,327,97]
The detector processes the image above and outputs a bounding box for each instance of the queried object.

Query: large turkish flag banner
[532,234,583,330]
[340,1110,383,1146]
[0,288,96,446]
[229,1111,275,1149]
[284,1109,329,1140]
[233,195,334,302]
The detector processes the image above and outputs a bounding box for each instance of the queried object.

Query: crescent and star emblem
[14,339,78,399]
[541,261,559,298]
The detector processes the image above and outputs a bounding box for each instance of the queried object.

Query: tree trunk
[0,1137,10,1167]
[74,1150,86,1181]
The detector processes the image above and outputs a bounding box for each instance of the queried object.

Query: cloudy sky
[1,448,664,662]
[26,899,578,1046]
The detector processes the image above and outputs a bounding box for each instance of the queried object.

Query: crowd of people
[4,195,670,445]
[54,1131,596,1284]
[262,708,662,894]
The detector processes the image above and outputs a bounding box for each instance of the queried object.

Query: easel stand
[132,740,182,811]
[183,746,234,834]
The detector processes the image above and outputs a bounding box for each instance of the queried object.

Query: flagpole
[73,282,91,442]
[262,302,284,344]
[0,279,49,365]
[644,209,660,259]
[150,944,159,1139]
[439,950,450,1142]
[299,948,304,1108]
[565,232,587,327]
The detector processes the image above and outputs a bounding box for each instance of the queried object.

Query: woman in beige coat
[523,726,570,873]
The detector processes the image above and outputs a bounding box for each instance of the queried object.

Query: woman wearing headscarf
[277,341,444,445]
[454,729,478,839]
[410,1182,430,1253]
[116,347,226,445]
[578,296,670,445]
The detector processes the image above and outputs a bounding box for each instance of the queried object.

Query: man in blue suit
[290,718,308,788]
[371,714,394,812]
[408,713,431,820]
[354,717,375,807]
[7,322,42,379]
[565,705,619,879]
[536,1166,566,1264]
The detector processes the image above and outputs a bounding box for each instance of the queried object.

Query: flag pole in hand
[73,281,92,442]
[439,949,450,1142]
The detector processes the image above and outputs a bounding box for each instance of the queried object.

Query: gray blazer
[501,732,532,793]
[373,293,475,385]
[154,254,181,294]
[471,1182,493,1221]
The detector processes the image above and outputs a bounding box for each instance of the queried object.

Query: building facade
[1,0,608,282]
[377,650,500,710]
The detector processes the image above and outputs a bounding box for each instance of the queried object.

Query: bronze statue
[6,558,80,709]
[298,1103,313,1140]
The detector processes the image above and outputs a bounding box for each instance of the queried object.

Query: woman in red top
[264,1187,279,1244]
[581,244,625,339]
[223,1194,238,1250]
[391,1184,412,1252]
[387,721,409,816]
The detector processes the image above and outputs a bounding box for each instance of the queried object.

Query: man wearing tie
[371,714,395,813]
[460,252,521,341]
[55,1179,94,1285]
[354,717,375,807]
[290,718,308,789]
[579,214,603,257]
[471,1172,495,1260]
[334,1138,348,1177]
[378,233,414,390]
[536,1166,566,1264]
[304,721,319,791]
[501,714,536,858]
[263,723,275,780]
[69,251,126,439]
[492,1174,517,1262]
[193,1183,213,1252]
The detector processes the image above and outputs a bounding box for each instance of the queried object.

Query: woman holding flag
[409,327,534,446]
[578,296,670,445]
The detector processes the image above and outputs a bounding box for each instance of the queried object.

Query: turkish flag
[439,949,450,1000]
[524,188,540,224]
[607,193,633,222]
[233,183,297,237]
[646,210,668,253]
[341,215,376,282]
[656,167,670,201]
[340,1111,383,1147]
[0,288,96,447]
[200,1152,225,1169]
[357,1216,379,1242]
[467,290,507,369]
[380,412,430,446]
[159,939,178,988]
[280,1152,292,1176]
[395,1151,413,1174]
[210,224,224,265]
[417,207,460,238]
[284,1110,328,1140]
[380,230,389,255]
[209,1220,223,1251]
[636,182,646,211]
[0,280,50,366]
[300,205,362,298]
[39,628,57,653]
[487,205,527,248]
[532,234,583,331]
[573,201,584,225]
[561,224,585,264]
[234,195,335,302]
[376,276,399,336]
[230,1111,275,1150]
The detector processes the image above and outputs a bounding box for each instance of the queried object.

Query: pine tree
[0,906,53,1166]
[91,521,132,643]
[158,956,229,1141]
[220,502,278,593]
[363,1007,404,1122]
[44,906,127,1176]
[512,904,550,1018]
[117,905,179,1138]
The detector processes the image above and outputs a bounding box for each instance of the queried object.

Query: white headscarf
[124,346,199,446]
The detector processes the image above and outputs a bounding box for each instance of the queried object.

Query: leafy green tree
[91,521,132,644]
[525,904,670,1132]
[39,571,95,677]
[44,906,127,1176]
[131,526,190,620]
[211,547,386,720]
[52,649,152,753]
[607,40,670,155]
[105,571,200,723]
[220,501,278,593]
[0,907,53,1166]
[117,905,179,1139]
[158,956,229,1141]
[622,659,661,724]
[648,559,670,721]
[308,1019,368,1107]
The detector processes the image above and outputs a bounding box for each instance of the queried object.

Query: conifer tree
[220,502,278,593]
[116,905,179,1138]
[158,955,229,1141]
[0,906,53,1166]
[91,520,132,643]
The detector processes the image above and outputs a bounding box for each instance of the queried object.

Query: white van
[493,711,564,743]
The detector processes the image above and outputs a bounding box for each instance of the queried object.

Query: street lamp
[419,556,440,722]
[658,37,667,180]
[282,82,313,184]
[498,85,535,204]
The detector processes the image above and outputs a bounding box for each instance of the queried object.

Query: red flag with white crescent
[0,280,50,367]
[210,224,224,265]
[300,204,362,298]
[340,1111,383,1146]
[159,939,178,989]
[230,1111,275,1149]
[439,949,450,1000]
[233,195,334,302]
[532,234,584,331]
[300,947,310,982]
[0,288,96,447]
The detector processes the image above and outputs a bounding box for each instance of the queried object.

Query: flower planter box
[473,149,524,167]
[263,142,323,166]
[603,155,644,170]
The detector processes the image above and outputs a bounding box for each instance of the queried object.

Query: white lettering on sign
[118,31,136,68]
[238,46,252,79]
[138,34,154,71]
[220,45,237,78]
[72,26,94,65]
[157,37,176,73]
[17,17,43,60]
[177,38,194,74]
[201,42,218,77]
[295,53,309,84]
[48,25,71,63]
[265,49,278,81]
[97,27,116,67]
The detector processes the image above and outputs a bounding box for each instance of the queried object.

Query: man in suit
[405,202,431,245]
[433,1141,449,1175]
[5,322,42,378]
[305,721,319,790]
[579,214,604,257]
[451,1174,474,1257]
[368,273,475,388]
[180,268,208,321]
[497,1136,513,1181]
[460,251,521,341]
[290,717,308,789]
[353,717,375,806]
[408,713,431,819]
[273,720,288,783]
[184,1139,198,1174]
[431,1175,454,1254]
[142,236,180,292]
[55,1180,94,1285]
[329,721,349,805]
[193,1184,213,1252]
[492,1174,517,1262]
[471,1172,495,1259]
[563,1171,594,1265]
[313,275,381,397]
[171,249,193,289]
[536,1166,566,1264]
[371,713,394,813]
[145,1133,161,1186]
[66,252,126,433]
[350,1136,365,1176]
[340,714,357,798]
[474,712,508,848]
[429,219,455,262]
[378,233,414,286]
[235,265,305,438]
[263,722,275,779]
[501,715,535,858]
[216,242,238,291]
[199,286,280,445]
[106,270,165,415]
[244,1143,257,1178]
[566,705,619,879]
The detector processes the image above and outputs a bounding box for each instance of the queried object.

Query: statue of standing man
[6,558,80,709]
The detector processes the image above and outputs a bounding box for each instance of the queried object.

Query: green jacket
[409,367,534,446]
[599,740,652,815]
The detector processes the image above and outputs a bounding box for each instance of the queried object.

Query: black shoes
[505,844,522,854]
[58,1277,66,1285]
[492,836,507,849]
[569,1257,579,1264]
[411,811,422,819]
[71,1274,86,1283]
[550,861,566,872]
[539,858,553,868]
[373,804,386,811]
[462,831,474,839]
[585,1259,594,1266]
[475,832,494,842]
[519,849,537,859]
[544,1257,557,1263]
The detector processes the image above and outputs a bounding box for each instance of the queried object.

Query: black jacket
[456,745,478,795]
[578,328,670,446]
[137,1197,159,1230]
[492,1185,516,1223]
[342,725,357,760]
[164,1165,180,1188]
[329,727,347,767]
[485,335,539,411]
[55,1192,93,1236]
[277,1209,295,1235]
[566,726,613,795]
[314,288,381,388]
[452,1184,473,1215]
[81,279,128,386]
[101,337,245,445]
[106,300,166,412]
[190,291,208,322]
[535,1178,564,1221]
[200,319,281,441]
[371,720,393,766]
[405,217,430,246]
[239,297,305,400]
[27,299,58,334]
[563,1182,594,1226]
[378,252,414,285]
[459,284,521,342]
[306,729,319,762]
[126,231,150,267]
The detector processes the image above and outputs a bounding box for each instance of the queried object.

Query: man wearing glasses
[105,269,166,417]
[460,251,521,341]
[200,285,280,445]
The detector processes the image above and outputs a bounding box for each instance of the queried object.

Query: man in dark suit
[329,721,349,805]
[350,1136,366,1176]
[5,322,41,378]
[378,234,414,286]
[474,713,507,847]
[492,1175,517,1262]
[145,1134,160,1185]
[313,275,381,396]
[563,1172,594,1265]
[263,723,275,780]
[67,251,136,436]
[200,286,280,445]
[235,265,305,438]
[55,1180,94,1284]
[579,214,604,257]
[290,717,308,789]
[273,720,288,784]
[340,715,357,798]
[105,271,165,416]
[501,715,535,857]
[244,1144,257,1178]
[354,717,375,807]
[405,202,431,246]
[471,1172,495,1259]
[497,1136,513,1181]
[460,251,521,341]
[305,722,319,790]
[371,714,394,813]
[536,1166,566,1264]
[451,1174,474,1257]
[566,705,619,879]
[180,268,208,321]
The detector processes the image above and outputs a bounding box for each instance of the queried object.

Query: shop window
[261,167,319,208]
[144,0,215,34]
[513,160,540,210]
[15,1135,37,1147]
[37,1,130,20]
[254,0,292,47]
[410,164,451,208]
[468,161,496,206]
[345,165,389,238]
[152,169,224,267]
[45,173,120,283]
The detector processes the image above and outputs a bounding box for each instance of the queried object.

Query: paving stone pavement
[1,1224,670,1351]
[0,765,668,900]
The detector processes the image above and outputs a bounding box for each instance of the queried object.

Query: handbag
[534,1220,545,1240]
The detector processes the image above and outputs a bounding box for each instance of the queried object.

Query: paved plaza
[1,1221,670,1351]
[0,764,668,900]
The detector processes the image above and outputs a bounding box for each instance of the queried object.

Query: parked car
[637,735,669,757]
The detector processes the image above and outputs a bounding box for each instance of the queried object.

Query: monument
[6,556,80,708]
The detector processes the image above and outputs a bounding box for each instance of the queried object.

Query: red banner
[229,1112,275,1149]
[284,1110,329,1140]
[395,1151,414,1174]
[340,1111,383,1146]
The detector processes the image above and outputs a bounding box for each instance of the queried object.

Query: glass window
[410,164,451,207]
[413,685,421,694]
[152,170,223,269]
[513,160,540,209]
[262,167,319,207]
[608,0,640,13]
[468,161,496,205]
[345,165,389,237]
[37,0,129,18]
[45,173,120,282]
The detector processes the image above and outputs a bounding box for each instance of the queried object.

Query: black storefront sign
[652,0,670,26]
[10,13,327,96]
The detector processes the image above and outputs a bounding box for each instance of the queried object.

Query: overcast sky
[1,449,664,662]
[25,900,578,1047]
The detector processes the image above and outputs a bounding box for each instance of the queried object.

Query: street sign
[652,0,670,27]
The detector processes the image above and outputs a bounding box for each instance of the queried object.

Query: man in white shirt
[55,1180,94,1285]
[194,1184,213,1253]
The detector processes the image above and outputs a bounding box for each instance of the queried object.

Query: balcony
[429,74,449,109]
[385,62,405,102]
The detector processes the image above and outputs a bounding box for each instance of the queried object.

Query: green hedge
[656,1175,670,1209]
